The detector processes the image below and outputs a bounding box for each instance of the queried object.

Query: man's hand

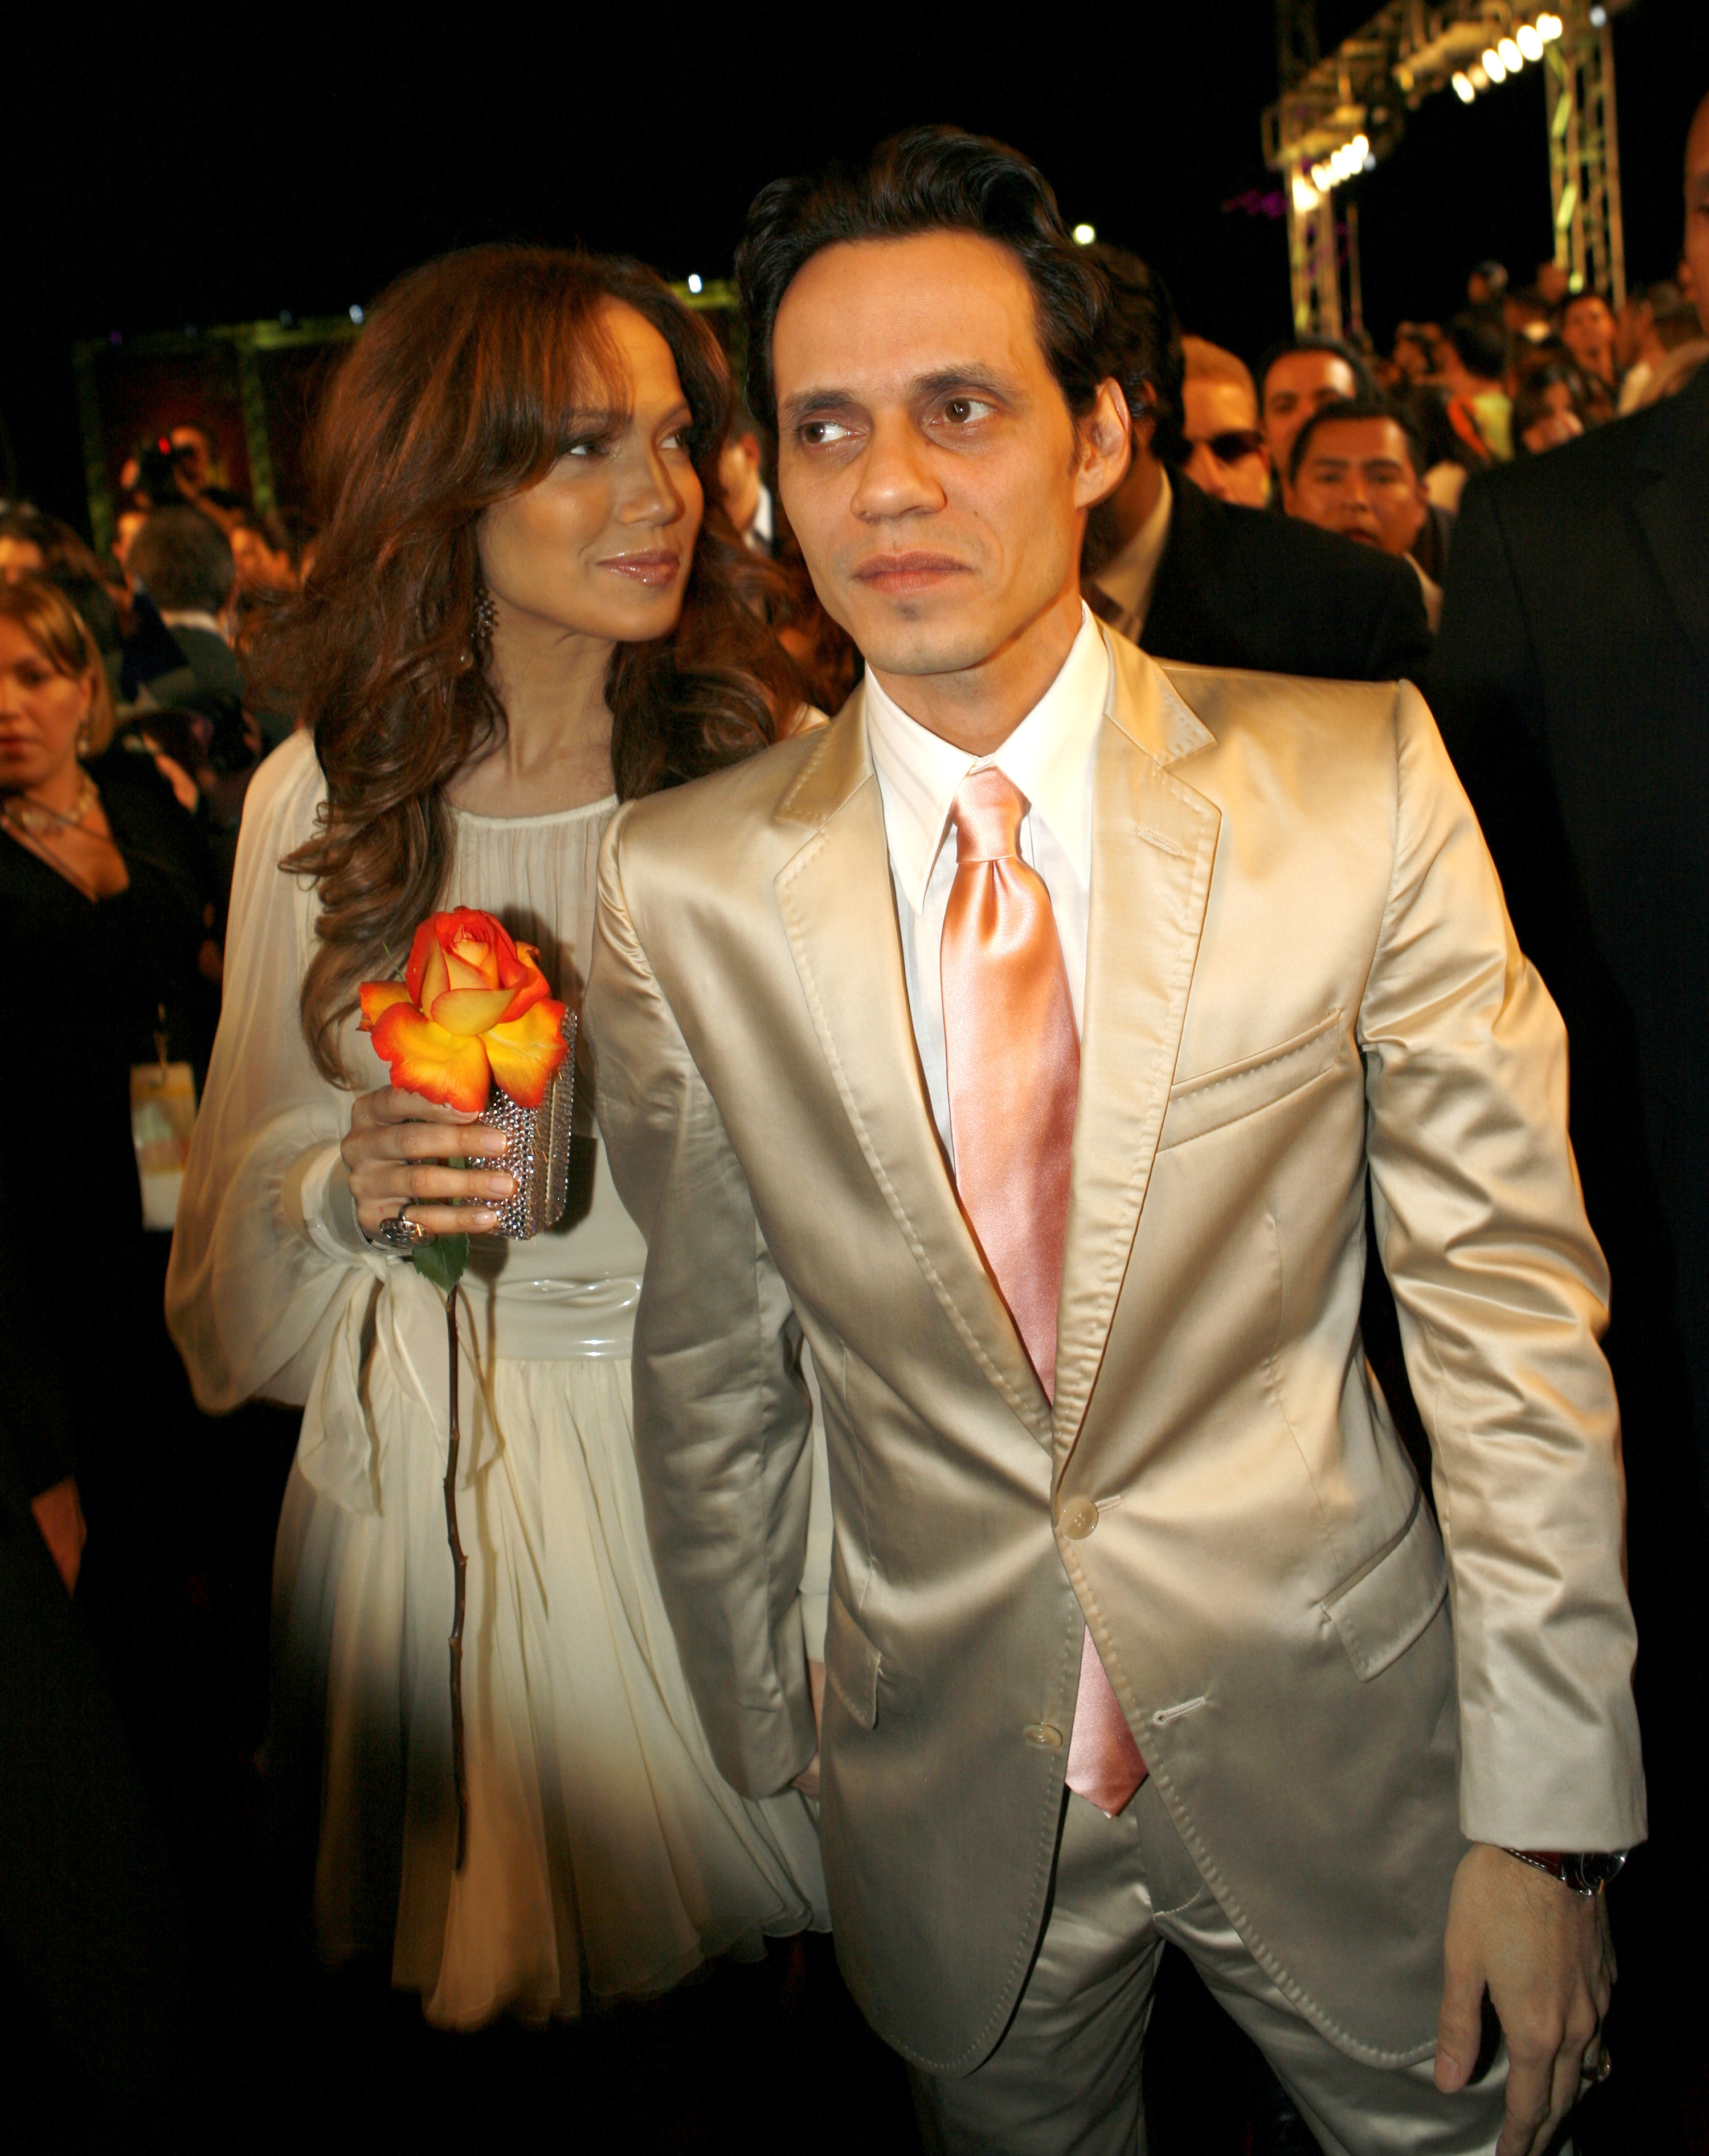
[30,1476,85,1594]
[1435,1842,1614,2155]
[792,1659,827,1799]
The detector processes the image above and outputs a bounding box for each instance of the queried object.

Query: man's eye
[800,418,853,447]
[938,397,995,426]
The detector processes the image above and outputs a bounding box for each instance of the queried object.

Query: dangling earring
[76,719,92,759]
[473,586,497,649]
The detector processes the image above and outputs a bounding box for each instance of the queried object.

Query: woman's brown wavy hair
[264,244,800,1085]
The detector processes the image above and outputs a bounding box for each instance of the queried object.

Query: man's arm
[586,806,818,1799]
[1360,683,1641,2152]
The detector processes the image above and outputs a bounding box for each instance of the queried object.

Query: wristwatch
[1505,1848,1629,1897]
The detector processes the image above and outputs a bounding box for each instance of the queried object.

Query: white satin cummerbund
[471,1273,643,1361]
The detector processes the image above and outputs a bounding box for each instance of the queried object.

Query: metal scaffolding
[1264,0,1630,337]
[1546,15,1626,305]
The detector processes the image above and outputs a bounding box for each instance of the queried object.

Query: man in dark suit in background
[1082,245,1431,683]
[1428,88,1709,2151]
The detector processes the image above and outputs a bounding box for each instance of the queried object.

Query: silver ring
[376,1210,429,1253]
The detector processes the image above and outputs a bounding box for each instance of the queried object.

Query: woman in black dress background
[0,575,218,1740]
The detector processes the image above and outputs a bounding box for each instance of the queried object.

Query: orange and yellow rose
[359,908,569,1113]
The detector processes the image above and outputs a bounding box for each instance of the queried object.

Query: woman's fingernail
[488,1173,516,1197]
[468,1208,498,1228]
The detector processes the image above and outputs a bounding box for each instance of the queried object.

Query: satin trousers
[911,1783,1529,2156]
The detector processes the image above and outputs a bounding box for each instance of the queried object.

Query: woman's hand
[342,1085,516,1241]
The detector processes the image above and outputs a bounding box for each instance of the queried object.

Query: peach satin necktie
[940,769,1146,1818]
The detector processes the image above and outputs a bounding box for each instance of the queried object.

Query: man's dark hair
[1390,382,1471,474]
[1287,396,1427,486]
[735,126,1113,435]
[1446,308,1510,384]
[1086,244,1187,464]
[128,504,236,614]
[1256,334,1378,408]
[44,567,122,657]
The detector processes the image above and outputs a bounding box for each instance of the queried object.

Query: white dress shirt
[1089,468,1173,640]
[865,604,1110,1168]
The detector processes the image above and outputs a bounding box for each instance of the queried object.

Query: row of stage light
[1292,11,1573,212]
[1452,13,1567,104]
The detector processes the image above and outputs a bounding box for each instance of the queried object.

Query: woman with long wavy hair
[166,247,827,2027]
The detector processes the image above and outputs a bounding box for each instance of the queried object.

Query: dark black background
[6,0,1706,530]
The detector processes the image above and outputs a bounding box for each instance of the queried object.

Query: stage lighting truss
[1264,0,1630,336]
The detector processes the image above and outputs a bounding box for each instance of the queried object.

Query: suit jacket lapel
[1052,635,1221,1463]
[1632,370,1709,682]
[774,696,1053,1442]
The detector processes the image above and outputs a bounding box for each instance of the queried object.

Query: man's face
[1686,95,1709,337]
[231,525,295,594]
[169,426,214,492]
[1261,350,1359,477]
[1180,376,1270,508]
[772,231,1126,688]
[1285,416,1427,559]
[1560,297,1614,373]
[717,431,764,538]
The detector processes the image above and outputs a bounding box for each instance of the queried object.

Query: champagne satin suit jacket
[586,629,1645,2077]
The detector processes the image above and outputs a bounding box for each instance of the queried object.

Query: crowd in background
[6,236,1703,930]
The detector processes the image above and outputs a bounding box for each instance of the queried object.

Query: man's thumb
[1434,1958,1485,2093]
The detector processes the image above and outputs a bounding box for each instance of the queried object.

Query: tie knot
[951,767,1027,866]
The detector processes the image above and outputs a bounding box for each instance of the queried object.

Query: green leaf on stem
[411,1233,469,1294]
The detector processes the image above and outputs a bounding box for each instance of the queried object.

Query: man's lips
[851,551,968,595]
[599,551,681,586]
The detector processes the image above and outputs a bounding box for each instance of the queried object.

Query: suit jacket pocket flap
[1323,1490,1448,1680]
[826,1588,881,1730]
[1157,1010,1343,1152]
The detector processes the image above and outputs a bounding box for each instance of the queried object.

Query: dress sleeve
[166,735,379,1413]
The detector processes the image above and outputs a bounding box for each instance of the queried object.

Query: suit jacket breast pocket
[1158,1009,1344,1152]
[826,1586,882,1730]
[1323,1490,1449,1680]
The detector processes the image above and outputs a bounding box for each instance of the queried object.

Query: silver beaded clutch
[474,1009,577,1239]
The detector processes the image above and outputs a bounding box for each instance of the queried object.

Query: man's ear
[1073,378,1133,508]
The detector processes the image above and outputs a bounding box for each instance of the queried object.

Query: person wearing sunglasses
[1178,337,1273,508]
[1080,244,1429,683]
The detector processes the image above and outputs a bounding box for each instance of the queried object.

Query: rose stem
[444,1288,470,1873]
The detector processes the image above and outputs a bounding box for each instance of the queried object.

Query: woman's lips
[599,552,681,587]
[851,551,968,597]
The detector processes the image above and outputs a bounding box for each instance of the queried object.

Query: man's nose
[850,412,944,521]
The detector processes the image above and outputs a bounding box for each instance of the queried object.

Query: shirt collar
[158,608,230,644]
[864,602,1111,915]
[1090,467,1173,634]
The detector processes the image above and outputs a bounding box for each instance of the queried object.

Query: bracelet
[1504,1848,1628,1897]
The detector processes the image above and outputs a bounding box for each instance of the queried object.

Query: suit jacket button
[1058,1496,1099,1540]
[1024,1723,1065,1749]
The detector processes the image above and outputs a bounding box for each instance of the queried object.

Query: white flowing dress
[166,733,828,2029]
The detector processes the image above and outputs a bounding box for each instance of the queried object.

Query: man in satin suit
[587,130,1643,2155]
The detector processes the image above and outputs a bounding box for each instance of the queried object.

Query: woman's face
[0,618,93,792]
[1521,381,1585,454]
[478,301,704,646]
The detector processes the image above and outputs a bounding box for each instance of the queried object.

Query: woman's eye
[660,427,692,452]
